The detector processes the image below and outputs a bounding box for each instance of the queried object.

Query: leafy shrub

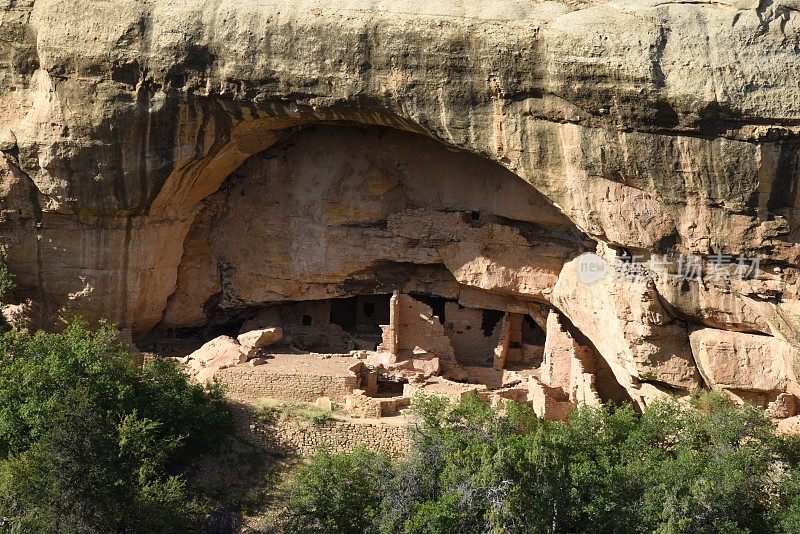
[284,446,391,534]
[0,318,232,532]
[286,392,800,534]
[257,398,334,425]
[0,263,14,303]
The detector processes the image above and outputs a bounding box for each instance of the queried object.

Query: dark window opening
[522,314,546,345]
[302,314,312,326]
[409,293,452,324]
[330,297,357,331]
[481,309,505,337]
[377,377,407,396]
[356,295,390,332]
[470,210,481,221]
[330,295,390,334]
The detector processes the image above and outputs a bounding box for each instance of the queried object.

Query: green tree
[286,392,800,534]
[0,318,231,532]
[0,263,14,303]
[284,446,391,534]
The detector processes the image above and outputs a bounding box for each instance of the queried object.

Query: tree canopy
[0,319,231,533]
[285,392,800,534]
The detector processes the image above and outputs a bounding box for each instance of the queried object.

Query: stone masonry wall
[384,294,457,366]
[444,302,500,366]
[218,367,358,403]
[245,412,411,457]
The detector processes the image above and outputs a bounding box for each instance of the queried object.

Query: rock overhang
[1,0,800,415]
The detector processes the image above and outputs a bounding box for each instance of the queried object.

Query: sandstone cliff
[2,0,800,408]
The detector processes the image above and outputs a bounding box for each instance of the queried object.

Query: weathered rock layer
[2,0,800,408]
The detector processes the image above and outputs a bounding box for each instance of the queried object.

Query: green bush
[0,318,232,532]
[286,392,800,534]
[284,446,391,534]
[257,398,335,425]
[0,263,14,303]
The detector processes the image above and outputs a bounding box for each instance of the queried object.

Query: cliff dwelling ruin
[160,125,632,420]
[4,0,800,429]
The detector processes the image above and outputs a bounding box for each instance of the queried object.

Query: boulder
[552,248,701,404]
[411,357,441,377]
[689,328,797,394]
[186,336,243,384]
[237,327,283,360]
[444,366,469,382]
[778,416,800,434]
[314,396,333,411]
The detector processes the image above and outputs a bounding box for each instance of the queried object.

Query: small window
[302,314,312,326]
[363,302,375,318]
[481,309,505,337]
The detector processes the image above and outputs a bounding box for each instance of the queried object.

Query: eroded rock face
[1,0,800,410]
[237,327,283,360]
[690,328,799,396]
[162,126,580,328]
[552,246,701,396]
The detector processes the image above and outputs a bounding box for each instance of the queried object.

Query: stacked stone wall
[233,402,411,457]
[219,368,357,403]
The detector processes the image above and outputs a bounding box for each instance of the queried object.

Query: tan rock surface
[778,416,800,434]
[689,328,798,394]
[1,0,800,408]
[0,0,797,330]
[186,335,244,384]
[552,249,701,400]
[237,327,283,360]
[162,127,579,327]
